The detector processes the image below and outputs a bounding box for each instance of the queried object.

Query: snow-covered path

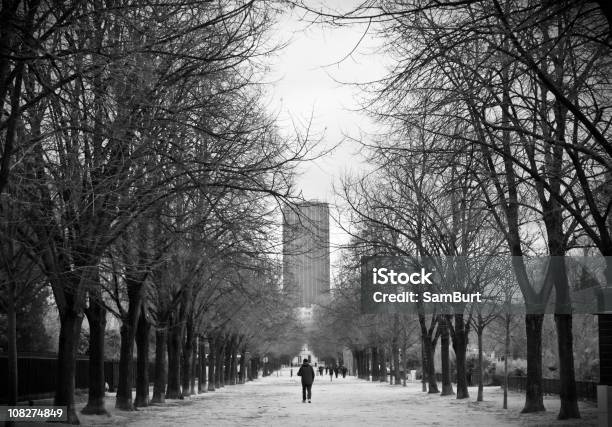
[74,368,596,427]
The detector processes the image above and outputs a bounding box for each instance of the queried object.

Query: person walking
[334,365,339,378]
[329,365,334,382]
[297,359,315,403]
[318,366,324,376]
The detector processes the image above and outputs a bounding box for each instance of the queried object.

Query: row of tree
[1,1,309,424]
[305,0,610,421]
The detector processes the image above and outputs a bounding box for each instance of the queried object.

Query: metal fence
[0,353,148,403]
[505,376,597,402]
[421,372,597,403]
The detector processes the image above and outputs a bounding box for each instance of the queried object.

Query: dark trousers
[302,383,312,401]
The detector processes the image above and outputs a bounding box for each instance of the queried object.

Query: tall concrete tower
[283,201,330,308]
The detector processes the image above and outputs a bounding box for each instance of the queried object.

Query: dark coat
[297,362,315,385]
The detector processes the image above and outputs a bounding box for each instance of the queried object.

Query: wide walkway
[69,368,596,426]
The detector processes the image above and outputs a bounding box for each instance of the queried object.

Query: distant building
[292,307,319,366]
[283,202,330,307]
[295,344,315,366]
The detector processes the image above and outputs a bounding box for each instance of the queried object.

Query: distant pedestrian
[329,366,334,382]
[318,366,324,376]
[297,359,315,403]
[334,366,339,378]
[325,366,328,375]
[290,368,293,378]
[341,366,347,378]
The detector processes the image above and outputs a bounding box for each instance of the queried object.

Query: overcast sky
[266,4,389,265]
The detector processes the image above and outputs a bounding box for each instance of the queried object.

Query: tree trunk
[134,308,150,407]
[116,286,143,411]
[424,334,438,393]
[207,338,216,391]
[239,348,247,383]
[379,347,386,382]
[522,313,545,412]
[440,316,454,396]
[453,314,469,399]
[224,338,232,384]
[420,335,427,392]
[555,313,580,419]
[195,338,201,393]
[115,324,135,410]
[116,316,139,409]
[190,340,197,395]
[82,297,108,415]
[181,322,194,397]
[54,309,84,425]
[166,320,183,399]
[402,341,408,387]
[215,341,224,388]
[393,343,401,385]
[198,338,206,392]
[6,280,18,427]
[371,347,379,381]
[549,256,580,419]
[542,59,580,417]
[7,281,18,407]
[230,344,238,385]
[388,348,393,384]
[151,324,167,404]
[362,350,367,380]
[419,314,439,393]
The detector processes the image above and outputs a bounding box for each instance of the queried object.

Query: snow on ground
[36,368,598,427]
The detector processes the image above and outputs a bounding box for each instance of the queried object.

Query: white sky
[266,5,389,266]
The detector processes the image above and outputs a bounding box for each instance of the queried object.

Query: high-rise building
[283,201,330,307]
